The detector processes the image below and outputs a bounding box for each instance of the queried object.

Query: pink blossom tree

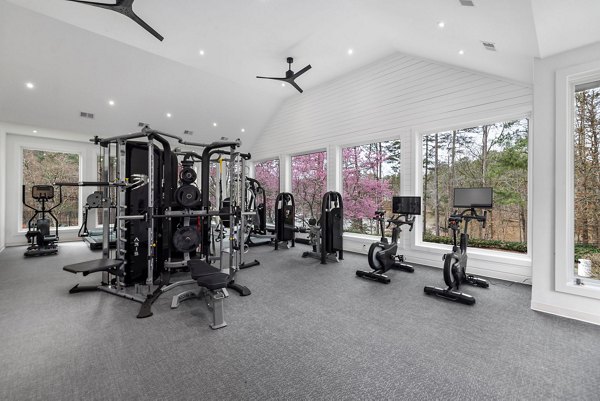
[292,152,327,225]
[254,159,280,223]
[343,143,395,234]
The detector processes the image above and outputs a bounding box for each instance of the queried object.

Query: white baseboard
[531,301,600,326]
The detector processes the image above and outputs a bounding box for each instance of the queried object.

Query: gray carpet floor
[0,242,599,401]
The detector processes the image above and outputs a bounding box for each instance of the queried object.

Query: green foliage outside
[23,149,80,228]
[423,233,527,253]
[422,118,529,254]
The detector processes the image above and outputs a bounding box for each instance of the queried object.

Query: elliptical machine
[356,196,421,284]
[22,184,62,257]
[424,187,492,305]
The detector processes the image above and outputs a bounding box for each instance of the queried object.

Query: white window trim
[555,61,600,299]
[412,113,533,269]
[19,145,83,232]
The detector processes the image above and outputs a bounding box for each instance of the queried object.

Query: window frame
[290,149,328,224]
[253,157,281,224]
[340,139,402,236]
[555,61,600,299]
[413,113,533,264]
[19,145,83,232]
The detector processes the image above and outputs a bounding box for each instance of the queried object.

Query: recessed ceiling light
[437,21,445,28]
[199,49,205,56]
[347,48,354,55]
[25,82,35,89]
[166,112,172,118]
[213,122,218,127]
[458,50,465,55]
[33,130,38,133]
[281,83,285,87]
[108,100,115,106]
[241,128,245,133]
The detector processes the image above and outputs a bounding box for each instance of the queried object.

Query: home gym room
[1,0,599,400]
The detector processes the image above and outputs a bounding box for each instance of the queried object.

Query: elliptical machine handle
[22,185,36,212]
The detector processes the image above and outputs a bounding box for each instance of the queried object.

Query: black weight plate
[86,192,103,208]
[179,168,197,184]
[173,226,201,253]
[175,185,201,208]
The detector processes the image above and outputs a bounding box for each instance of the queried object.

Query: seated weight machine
[356,196,421,284]
[301,191,344,264]
[22,184,62,257]
[424,187,492,305]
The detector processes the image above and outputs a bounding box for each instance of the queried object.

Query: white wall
[0,128,6,252]
[0,122,97,248]
[252,52,533,283]
[531,42,600,325]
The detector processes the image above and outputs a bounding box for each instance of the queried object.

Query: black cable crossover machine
[22,184,62,257]
[424,187,492,305]
[58,126,250,329]
[273,192,297,249]
[301,191,344,264]
[356,196,421,284]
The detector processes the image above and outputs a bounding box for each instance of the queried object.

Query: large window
[421,118,529,253]
[22,149,80,229]
[254,159,280,224]
[573,82,600,282]
[342,141,401,235]
[96,154,117,226]
[291,151,327,226]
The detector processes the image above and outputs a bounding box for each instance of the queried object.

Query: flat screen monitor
[392,196,421,215]
[453,187,493,209]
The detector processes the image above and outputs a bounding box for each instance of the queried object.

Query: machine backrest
[32,185,54,200]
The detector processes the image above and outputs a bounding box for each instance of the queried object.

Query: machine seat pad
[63,259,123,275]
[188,259,228,290]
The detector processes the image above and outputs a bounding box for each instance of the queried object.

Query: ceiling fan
[65,0,164,41]
[256,57,312,93]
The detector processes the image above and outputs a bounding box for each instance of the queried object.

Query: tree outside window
[254,159,280,224]
[22,149,80,229]
[291,152,327,226]
[574,84,600,280]
[422,118,529,253]
[342,141,401,236]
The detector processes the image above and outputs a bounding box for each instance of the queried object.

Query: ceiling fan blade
[289,80,304,94]
[292,64,312,79]
[256,76,286,81]
[66,0,163,41]
[65,0,115,11]
[127,12,164,41]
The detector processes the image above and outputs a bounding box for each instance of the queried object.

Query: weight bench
[170,259,230,329]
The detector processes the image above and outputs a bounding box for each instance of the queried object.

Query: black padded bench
[63,259,123,276]
[167,259,229,329]
[188,259,229,290]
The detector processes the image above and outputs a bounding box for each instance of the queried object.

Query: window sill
[343,232,379,241]
[18,227,80,233]
[556,278,600,300]
[414,241,531,267]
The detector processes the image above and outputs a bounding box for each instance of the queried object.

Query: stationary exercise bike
[356,196,421,284]
[22,184,62,257]
[424,188,492,305]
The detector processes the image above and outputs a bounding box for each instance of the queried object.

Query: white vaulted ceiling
[1,0,600,149]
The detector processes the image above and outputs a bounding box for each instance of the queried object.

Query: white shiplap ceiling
[1,0,599,149]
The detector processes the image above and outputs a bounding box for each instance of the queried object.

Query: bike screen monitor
[453,187,493,209]
[392,196,422,215]
[32,185,54,200]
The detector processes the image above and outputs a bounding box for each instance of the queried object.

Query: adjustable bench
[170,259,230,329]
